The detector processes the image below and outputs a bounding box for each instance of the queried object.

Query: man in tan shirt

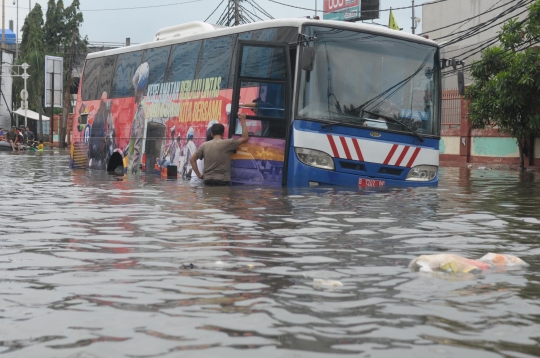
[190,113,249,186]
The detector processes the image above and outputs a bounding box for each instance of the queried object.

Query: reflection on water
[0,150,539,357]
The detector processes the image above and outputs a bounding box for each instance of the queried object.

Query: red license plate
[359,178,386,187]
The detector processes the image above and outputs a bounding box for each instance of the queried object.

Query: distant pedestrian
[25,126,35,145]
[6,127,19,151]
[190,113,249,186]
[13,128,23,151]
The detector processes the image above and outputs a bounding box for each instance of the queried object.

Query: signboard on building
[323,0,380,22]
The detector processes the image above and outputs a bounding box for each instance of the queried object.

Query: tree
[43,0,65,54]
[466,0,540,170]
[15,0,86,144]
[17,3,45,113]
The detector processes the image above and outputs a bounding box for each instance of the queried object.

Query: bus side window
[82,58,103,101]
[228,28,279,88]
[166,41,202,82]
[197,35,236,89]
[96,56,117,99]
[110,51,144,98]
[142,46,171,90]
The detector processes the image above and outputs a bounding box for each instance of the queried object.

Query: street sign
[44,55,63,108]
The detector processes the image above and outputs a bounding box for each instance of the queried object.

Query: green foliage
[466,0,540,170]
[15,0,86,113]
[19,3,44,58]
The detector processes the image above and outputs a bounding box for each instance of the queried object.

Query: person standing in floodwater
[190,113,249,186]
[128,62,149,174]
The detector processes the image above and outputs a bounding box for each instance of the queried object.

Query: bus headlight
[406,165,438,181]
[295,148,335,170]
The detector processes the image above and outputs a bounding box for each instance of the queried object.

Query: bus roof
[87,18,438,60]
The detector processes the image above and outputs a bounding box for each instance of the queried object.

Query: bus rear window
[82,58,103,101]
[111,51,143,98]
[197,35,236,88]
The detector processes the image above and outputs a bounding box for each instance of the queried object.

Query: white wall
[0,51,13,130]
[422,0,528,89]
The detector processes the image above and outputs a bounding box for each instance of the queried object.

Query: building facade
[423,0,539,168]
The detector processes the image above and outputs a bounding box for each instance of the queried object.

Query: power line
[420,0,520,35]
[205,0,226,22]
[437,0,531,42]
[266,0,447,14]
[438,0,532,48]
[443,35,499,54]
[81,0,204,12]
[446,0,505,36]
[442,38,540,78]
[248,0,274,20]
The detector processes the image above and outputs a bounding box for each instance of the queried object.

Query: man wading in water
[190,113,249,186]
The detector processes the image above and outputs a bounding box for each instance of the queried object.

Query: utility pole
[411,0,415,34]
[50,67,54,144]
[315,0,317,18]
[60,32,76,149]
[2,0,5,50]
[15,0,18,60]
[1,0,4,128]
[234,0,239,26]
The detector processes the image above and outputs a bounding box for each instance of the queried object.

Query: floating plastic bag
[409,253,527,274]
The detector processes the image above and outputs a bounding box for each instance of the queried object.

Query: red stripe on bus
[394,146,410,167]
[327,135,339,157]
[383,144,398,165]
[339,136,352,160]
[406,147,422,167]
[352,138,364,162]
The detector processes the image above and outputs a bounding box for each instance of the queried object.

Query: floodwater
[0,150,539,358]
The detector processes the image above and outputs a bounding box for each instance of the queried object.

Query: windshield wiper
[362,109,425,142]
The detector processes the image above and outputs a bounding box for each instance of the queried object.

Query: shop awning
[13,108,50,121]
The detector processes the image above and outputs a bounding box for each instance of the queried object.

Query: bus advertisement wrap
[71,69,285,185]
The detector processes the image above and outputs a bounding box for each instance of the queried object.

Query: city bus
[70,18,441,187]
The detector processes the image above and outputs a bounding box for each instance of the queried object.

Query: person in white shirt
[190,133,214,185]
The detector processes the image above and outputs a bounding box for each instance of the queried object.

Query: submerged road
[0,150,539,357]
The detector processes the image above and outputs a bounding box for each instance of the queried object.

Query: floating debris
[409,253,528,275]
[313,279,343,288]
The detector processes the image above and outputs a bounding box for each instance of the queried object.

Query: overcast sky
[3,0,431,45]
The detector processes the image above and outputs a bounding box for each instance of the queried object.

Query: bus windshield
[298,26,440,137]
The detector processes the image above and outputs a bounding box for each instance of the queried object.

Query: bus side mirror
[301,47,315,72]
[458,71,465,96]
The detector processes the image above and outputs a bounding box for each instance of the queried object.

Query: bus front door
[229,41,292,186]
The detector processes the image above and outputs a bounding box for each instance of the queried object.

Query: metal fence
[441,89,462,129]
